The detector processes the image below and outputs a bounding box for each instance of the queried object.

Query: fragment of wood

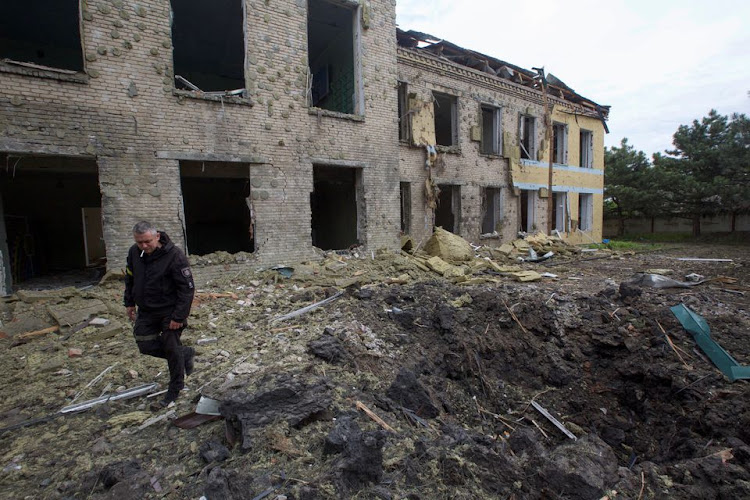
[502,298,529,334]
[531,400,577,440]
[355,400,396,433]
[16,325,59,340]
[657,320,692,368]
[271,290,344,323]
[529,418,549,439]
[269,325,302,333]
[637,470,645,500]
[136,410,176,432]
[194,292,239,300]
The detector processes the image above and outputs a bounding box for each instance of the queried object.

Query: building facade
[0,1,608,294]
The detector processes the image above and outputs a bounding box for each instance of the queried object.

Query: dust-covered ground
[0,240,749,500]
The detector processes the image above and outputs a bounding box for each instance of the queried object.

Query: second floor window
[433,92,458,147]
[480,105,502,155]
[519,115,536,160]
[580,130,594,168]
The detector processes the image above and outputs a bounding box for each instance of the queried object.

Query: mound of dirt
[0,243,748,499]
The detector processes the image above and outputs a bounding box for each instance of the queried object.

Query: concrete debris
[423,227,474,262]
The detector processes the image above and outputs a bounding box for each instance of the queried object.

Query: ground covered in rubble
[0,237,749,499]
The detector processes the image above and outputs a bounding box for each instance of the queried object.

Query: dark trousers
[133,309,187,395]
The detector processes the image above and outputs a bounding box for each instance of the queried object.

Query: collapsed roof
[397,29,610,129]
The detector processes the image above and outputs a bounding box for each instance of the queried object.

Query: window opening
[435,184,460,233]
[519,115,536,160]
[520,189,536,232]
[400,182,411,234]
[0,0,83,71]
[398,82,411,142]
[481,105,502,155]
[311,165,362,250]
[580,130,594,168]
[553,122,568,164]
[308,0,359,114]
[481,187,502,234]
[433,92,457,147]
[0,154,103,286]
[179,161,254,255]
[578,193,593,231]
[552,192,568,232]
[171,0,245,93]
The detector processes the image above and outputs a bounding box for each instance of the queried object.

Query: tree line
[604,110,750,236]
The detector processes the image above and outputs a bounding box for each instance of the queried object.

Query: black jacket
[124,231,195,322]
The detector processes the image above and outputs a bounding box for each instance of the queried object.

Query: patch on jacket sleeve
[181,267,192,278]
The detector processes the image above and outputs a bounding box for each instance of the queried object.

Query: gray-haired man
[124,221,195,409]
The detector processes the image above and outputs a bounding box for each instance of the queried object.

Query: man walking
[124,221,196,409]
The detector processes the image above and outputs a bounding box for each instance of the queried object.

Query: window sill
[479,152,503,159]
[0,60,89,84]
[436,145,461,155]
[479,232,500,240]
[308,107,364,122]
[173,89,253,106]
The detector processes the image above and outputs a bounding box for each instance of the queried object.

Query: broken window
[433,92,458,147]
[552,192,568,232]
[311,165,362,250]
[481,187,502,234]
[398,82,412,143]
[400,182,411,234]
[480,105,502,155]
[171,0,245,92]
[519,115,536,160]
[307,0,361,115]
[0,1,83,72]
[179,161,254,255]
[580,129,594,168]
[578,193,593,231]
[0,154,103,285]
[552,122,568,164]
[519,189,536,232]
[435,184,460,234]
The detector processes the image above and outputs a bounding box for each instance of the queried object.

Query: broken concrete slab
[47,298,110,327]
[16,287,80,303]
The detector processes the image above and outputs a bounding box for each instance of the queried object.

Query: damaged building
[0,0,608,294]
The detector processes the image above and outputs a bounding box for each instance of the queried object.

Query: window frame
[480,104,503,155]
[580,129,594,168]
[519,114,536,160]
[552,122,568,165]
[433,91,459,147]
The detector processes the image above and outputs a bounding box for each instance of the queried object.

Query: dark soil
[1,243,748,499]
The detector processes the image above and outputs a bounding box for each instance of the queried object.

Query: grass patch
[584,239,662,252]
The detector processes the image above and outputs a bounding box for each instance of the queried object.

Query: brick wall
[0,0,401,283]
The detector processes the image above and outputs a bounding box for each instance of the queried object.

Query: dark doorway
[520,190,529,232]
[179,161,254,255]
[0,154,103,284]
[311,165,359,250]
[0,0,83,71]
[435,184,459,233]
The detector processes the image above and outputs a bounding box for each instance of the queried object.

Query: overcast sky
[395,0,750,158]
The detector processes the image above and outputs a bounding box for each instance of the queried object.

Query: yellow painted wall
[510,105,606,243]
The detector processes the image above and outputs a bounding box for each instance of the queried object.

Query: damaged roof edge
[396,28,610,126]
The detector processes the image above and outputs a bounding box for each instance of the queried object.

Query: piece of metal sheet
[671,304,750,382]
[195,396,222,416]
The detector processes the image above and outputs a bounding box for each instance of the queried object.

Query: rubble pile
[0,235,748,499]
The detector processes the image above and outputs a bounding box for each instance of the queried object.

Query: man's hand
[126,306,136,322]
[168,320,183,330]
